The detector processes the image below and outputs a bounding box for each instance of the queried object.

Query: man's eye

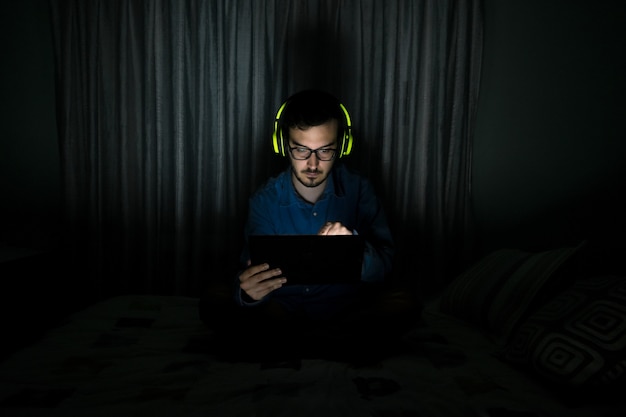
[295,147,308,153]
[318,149,330,154]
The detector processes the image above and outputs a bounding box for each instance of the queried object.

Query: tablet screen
[248,234,364,285]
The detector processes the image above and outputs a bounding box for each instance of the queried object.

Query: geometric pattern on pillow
[439,244,583,343]
[500,275,626,388]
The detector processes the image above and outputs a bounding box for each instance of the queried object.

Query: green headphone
[271,100,354,158]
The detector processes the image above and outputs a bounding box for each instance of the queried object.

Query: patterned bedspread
[0,295,620,417]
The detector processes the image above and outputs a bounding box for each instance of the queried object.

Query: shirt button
[305,288,310,293]
[313,212,317,216]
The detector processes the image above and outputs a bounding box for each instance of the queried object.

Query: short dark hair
[279,89,346,142]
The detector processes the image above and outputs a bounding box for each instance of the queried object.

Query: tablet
[248,234,364,285]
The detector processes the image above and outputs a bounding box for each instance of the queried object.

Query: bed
[1,244,624,417]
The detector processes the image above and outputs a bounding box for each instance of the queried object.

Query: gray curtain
[50,0,483,298]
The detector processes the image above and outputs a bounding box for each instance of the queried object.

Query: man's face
[288,119,338,189]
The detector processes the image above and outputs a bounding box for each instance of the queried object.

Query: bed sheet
[0,295,618,417]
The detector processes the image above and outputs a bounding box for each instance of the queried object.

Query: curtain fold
[50,0,483,298]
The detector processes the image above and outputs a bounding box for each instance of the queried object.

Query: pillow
[498,274,626,391]
[439,243,584,342]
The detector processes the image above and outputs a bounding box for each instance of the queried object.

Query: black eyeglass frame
[288,146,337,161]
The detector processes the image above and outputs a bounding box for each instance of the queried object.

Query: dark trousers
[198,282,422,362]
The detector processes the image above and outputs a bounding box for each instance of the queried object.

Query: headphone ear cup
[272,102,288,157]
[338,103,353,158]
[341,129,354,157]
[278,129,286,157]
[272,120,284,156]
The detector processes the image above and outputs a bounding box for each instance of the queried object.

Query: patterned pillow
[499,275,626,390]
[439,243,584,343]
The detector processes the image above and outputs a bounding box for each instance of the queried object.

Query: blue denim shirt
[235,163,394,320]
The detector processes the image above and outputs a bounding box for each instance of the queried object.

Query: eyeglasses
[288,146,337,161]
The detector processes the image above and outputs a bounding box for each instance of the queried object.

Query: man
[199,89,419,361]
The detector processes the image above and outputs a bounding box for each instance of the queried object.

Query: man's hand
[239,261,286,301]
[318,221,352,236]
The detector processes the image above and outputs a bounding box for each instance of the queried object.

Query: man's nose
[307,152,320,166]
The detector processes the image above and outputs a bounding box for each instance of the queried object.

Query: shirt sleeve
[355,177,395,283]
[233,192,278,307]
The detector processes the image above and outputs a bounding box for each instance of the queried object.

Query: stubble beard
[292,167,328,188]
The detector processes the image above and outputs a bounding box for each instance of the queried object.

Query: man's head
[272,90,353,189]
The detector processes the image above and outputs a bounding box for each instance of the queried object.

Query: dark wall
[2,0,625,260]
[0,0,74,359]
[473,0,626,255]
[0,0,61,254]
